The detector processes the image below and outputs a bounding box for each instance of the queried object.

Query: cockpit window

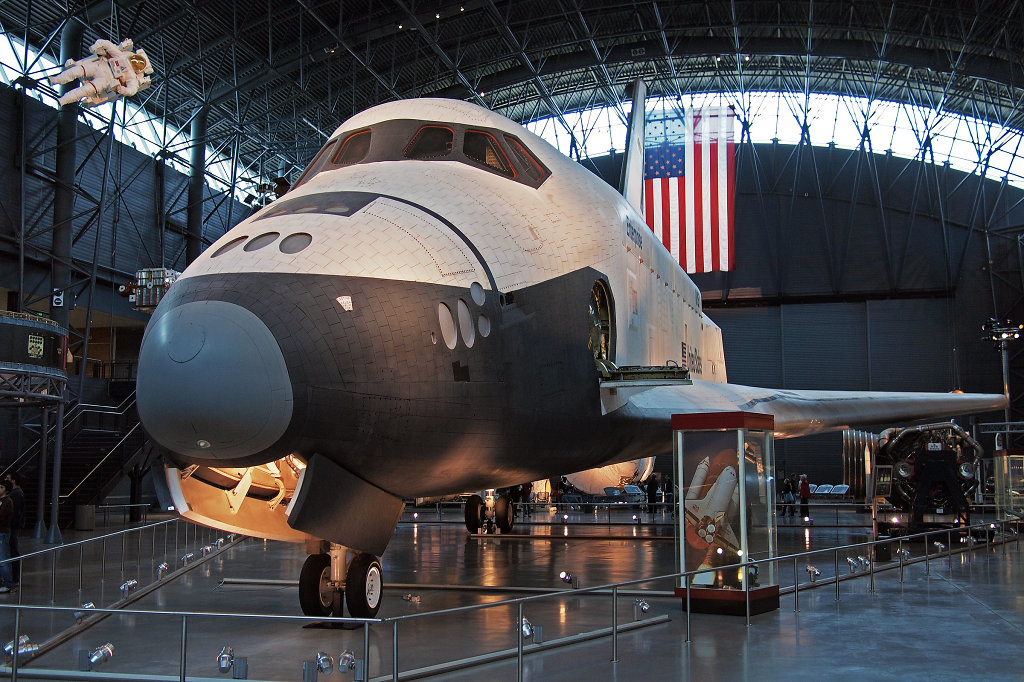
[504,134,549,184]
[292,139,339,189]
[464,130,514,178]
[331,129,371,166]
[288,120,549,190]
[404,126,454,159]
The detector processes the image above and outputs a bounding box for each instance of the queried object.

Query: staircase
[8,394,151,528]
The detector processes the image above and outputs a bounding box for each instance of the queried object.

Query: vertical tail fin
[618,78,647,216]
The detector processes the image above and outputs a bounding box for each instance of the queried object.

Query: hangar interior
[0,1,1023,678]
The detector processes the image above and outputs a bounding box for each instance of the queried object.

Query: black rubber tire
[465,494,485,533]
[346,553,383,618]
[298,553,338,617]
[495,495,514,533]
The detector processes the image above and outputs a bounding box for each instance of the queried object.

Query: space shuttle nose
[137,300,293,464]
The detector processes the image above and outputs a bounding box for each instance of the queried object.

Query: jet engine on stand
[843,422,983,535]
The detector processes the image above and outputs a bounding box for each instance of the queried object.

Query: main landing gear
[299,542,382,618]
[464,489,514,534]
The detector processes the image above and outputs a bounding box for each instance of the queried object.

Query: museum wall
[0,84,249,298]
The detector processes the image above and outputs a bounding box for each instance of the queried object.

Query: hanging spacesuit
[49,38,154,107]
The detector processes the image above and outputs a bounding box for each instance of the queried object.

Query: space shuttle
[135,95,1005,619]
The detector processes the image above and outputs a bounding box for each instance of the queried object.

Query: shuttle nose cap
[137,300,292,463]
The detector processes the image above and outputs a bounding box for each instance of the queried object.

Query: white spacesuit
[48,38,154,107]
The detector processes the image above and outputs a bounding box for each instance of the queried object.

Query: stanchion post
[49,551,56,603]
[392,620,399,682]
[12,607,20,681]
[517,602,524,682]
[948,529,953,576]
[744,562,751,626]
[362,621,370,682]
[179,614,188,682]
[869,543,875,592]
[793,557,800,612]
[834,550,840,601]
[611,585,619,662]
[684,576,691,643]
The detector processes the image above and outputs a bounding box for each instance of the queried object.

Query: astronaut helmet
[129,49,154,75]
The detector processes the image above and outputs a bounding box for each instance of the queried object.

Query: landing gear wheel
[495,495,514,533]
[346,553,383,618]
[465,494,484,533]
[299,553,340,617]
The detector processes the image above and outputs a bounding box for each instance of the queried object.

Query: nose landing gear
[463,489,514,534]
[298,543,382,618]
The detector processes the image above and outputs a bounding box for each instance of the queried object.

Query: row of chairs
[809,483,851,498]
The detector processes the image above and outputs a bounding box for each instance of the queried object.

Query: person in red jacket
[799,474,812,521]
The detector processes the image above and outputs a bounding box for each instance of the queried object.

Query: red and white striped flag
[642,108,736,273]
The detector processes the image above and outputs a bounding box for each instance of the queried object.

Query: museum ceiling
[2,0,1022,177]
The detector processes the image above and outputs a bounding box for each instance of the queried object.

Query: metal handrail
[1,392,138,480]
[0,517,179,564]
[59,421,143,500]
[0,602,381,625]
[0,517,1013,682]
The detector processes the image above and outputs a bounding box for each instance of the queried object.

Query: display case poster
[681,431,743,583]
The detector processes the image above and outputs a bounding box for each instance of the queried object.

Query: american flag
[643,108,736,273]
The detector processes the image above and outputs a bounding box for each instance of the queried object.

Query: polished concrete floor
[0,504,1020,681]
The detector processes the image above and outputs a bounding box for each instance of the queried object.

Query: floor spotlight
[520,616,533,639]
[747,565,760,587]
[74,602,95,623]
[315,651,334,674]
[634,598,650,620]
[846,557,858,574]
[217,646,234,673]
[897,548,911,561]
[857,556,870,571]
[157,562,171,580]
[805,566,820,582]
[214,537,226,549]
[4,635,37,660]
[201,545,214,557]
[181,552,195,566]
[558,570,579,588]
[119,579,138,599]
[933,542,947,552]
[338,650,356,670]
[88,643,114,667]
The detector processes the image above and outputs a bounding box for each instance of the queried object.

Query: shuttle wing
[623,380,1007,438]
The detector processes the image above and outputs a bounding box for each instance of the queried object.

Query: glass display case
[672,412,778,615]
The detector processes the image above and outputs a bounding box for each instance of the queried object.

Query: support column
[46,401,65,544]
[186,109,208,265]
[33,407,48,540]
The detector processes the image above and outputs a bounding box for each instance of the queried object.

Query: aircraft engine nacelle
[564,457,655,495]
